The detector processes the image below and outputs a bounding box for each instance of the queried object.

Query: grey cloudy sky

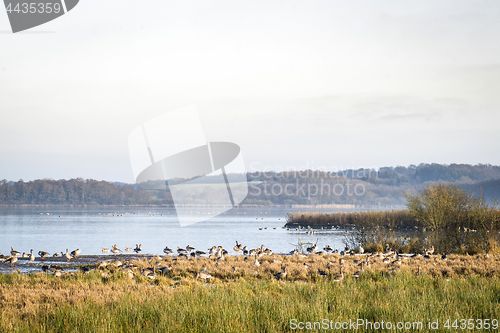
[1,0,499,182]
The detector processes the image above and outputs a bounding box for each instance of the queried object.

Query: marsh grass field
[1,253,500,332]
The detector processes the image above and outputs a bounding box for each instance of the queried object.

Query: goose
[333,266,345,282]
[111,246,123,255]
[134,244,142,253]
[208,246,217,255]
[353,262,364,278]
[441,253,448,260]
[358,243,364,254]
[323,245,333,252]
[177,247,187,255]
[5,254,18,267]
[242,246,249,255]
[70,249,81,257]
[186,245,195,252]
[195,250,206,256]
[197,270,213,281]
[53,252,60,257]
[102,247,110,253]
[344,243,350,252]
[233,241,243,252]
[21,252,29,258]
[29,249,35,262]
[124,247,132,252]
[10,247,21,256]
[253,257,260,266]
[163,246,173,255]
[426,246,434,255]
[307,244,318,254]
[317,269,328,277]
[65,249,73,262]
[275,266,287,280]
[38,251,50,260]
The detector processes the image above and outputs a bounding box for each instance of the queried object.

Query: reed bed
[286,210,419,228]
[1,254,500,332]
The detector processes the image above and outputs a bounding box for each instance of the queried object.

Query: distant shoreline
[0,204,403,209]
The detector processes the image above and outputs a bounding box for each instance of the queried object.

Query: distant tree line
[1,163,499,206]
[0,178,163,205]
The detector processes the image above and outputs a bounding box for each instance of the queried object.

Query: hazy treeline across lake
[1,163,499,206]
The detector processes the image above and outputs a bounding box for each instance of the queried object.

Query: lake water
[0,207,371,260]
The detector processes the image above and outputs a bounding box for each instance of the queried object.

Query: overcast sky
[1,0,499,182]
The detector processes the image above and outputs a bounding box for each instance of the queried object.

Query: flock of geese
[0,241,439,282]
[0,247,81,266]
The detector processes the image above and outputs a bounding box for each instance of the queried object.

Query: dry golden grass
[1,253,500,332]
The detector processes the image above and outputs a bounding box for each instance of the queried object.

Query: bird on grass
[163,246,173,255]
[334,266,345,282]
[275,266,287,280]
[71,249,81,257]
[197,270,213,281]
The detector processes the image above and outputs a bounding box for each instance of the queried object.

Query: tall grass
[2,253,500,332]
[1,271,499,332]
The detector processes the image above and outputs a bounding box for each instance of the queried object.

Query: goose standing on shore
[38,251,50,260]
[186,245,195,253]
[111,245,123,255]
[70,249,81,258]
[134,244,142,253]
[358,243,364,255]
[29,249,35,262]
[5,254,18,266]
[102,247,109,253]
[234,241,243,253]
[10,247,21,257]
[163,246,173,255]
[65,249,73,262]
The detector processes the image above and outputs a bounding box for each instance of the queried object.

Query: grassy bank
[1,255,500,332]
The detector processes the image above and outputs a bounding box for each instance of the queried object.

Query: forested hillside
[1,164,499,206]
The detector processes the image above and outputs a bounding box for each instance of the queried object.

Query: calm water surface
[0,207,373,258]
